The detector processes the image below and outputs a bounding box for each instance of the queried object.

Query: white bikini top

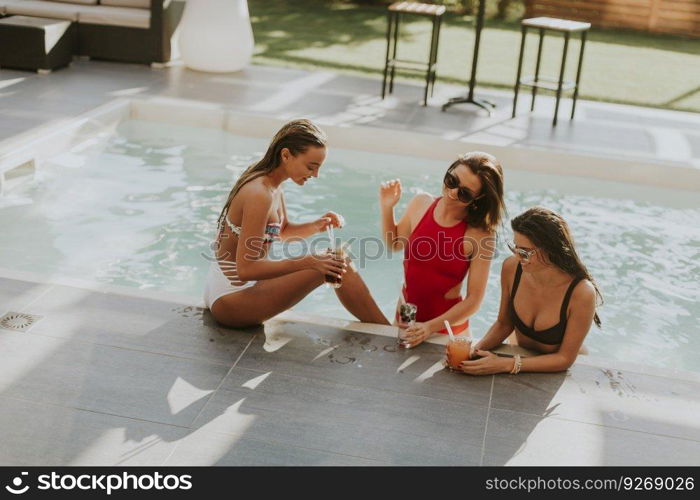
[224,214,281,244]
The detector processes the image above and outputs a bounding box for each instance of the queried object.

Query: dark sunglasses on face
[443,170,483,205]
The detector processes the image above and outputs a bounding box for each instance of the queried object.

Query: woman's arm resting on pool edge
[503,281,596,373]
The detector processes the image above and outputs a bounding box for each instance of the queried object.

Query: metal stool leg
[389,12,400,94]
[531,28,544,111]
[424,17,438,106]
[571,30,587,120]
[553,32,570,126]
[430,16,442,98]
[512,26,527,119]
[381,11,393,99]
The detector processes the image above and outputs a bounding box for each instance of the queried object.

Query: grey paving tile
[0,331,229,426]
[191,394,480,465]
[491,364,700,442]
[165,429,385,466]
[483,408,700,466]
[157,78,273,107]
[0,396,187,466]
[688,133,700,159]
[24,285,255,364]
[236,320,493,405]
[191,367,487,464]
[0,277,51,315]
[204,367,488,435]
[585,105,700,130]
[272,92,356,118]
[317,74,387,95]
[520,118,655,155]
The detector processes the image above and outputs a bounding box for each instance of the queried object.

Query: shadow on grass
[250,1,700,59]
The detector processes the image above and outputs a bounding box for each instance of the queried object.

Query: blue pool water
[1,120,698,372]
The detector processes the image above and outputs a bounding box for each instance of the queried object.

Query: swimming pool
[1,115,698,372]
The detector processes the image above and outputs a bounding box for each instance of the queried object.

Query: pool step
[0,159,36,196]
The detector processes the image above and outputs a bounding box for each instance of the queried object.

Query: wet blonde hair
[216,119,327,232]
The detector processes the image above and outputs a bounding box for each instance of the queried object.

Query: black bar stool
[512,17,591,126]
[381,1,446,106]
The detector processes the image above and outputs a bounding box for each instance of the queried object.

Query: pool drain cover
[0,312,42,332]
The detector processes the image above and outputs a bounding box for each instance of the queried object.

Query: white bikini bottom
[203,259,256,310]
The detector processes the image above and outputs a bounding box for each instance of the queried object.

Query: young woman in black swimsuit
[455,206,603,375]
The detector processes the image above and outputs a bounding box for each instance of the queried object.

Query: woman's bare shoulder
[500,255,519,284]
[236,179,273,204]
[406,191,434,214]
[571,279,597,305]
[501,255,519,273]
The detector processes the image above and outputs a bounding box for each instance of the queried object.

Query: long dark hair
[511,206,603,328]
[447,152,505,233]
[216,119,327,232]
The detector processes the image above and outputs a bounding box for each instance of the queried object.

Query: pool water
[1,120,698,372]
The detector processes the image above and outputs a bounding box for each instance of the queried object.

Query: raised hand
[379,179,402,209]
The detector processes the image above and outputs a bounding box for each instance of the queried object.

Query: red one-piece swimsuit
[402,197,470,334]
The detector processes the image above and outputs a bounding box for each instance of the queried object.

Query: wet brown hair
[447,152,505,233]
[511,206,603,328]
[216,119,327,232]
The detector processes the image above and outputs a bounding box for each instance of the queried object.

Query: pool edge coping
[2,266,698,386]
[1,96,700,192]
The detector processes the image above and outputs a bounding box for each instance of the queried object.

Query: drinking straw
[326,221,335,249]
[444,320,456,342]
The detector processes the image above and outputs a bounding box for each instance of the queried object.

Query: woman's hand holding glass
[305,250,347,279]
[451,349,513,376]
[402,321,433,348]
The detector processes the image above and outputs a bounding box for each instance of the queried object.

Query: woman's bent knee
[210,298,262,329]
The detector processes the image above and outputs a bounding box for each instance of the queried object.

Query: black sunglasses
[443,169,483,205]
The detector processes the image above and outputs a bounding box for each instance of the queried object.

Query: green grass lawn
[248,0,700,113]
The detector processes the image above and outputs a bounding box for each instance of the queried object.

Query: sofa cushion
[0,15,72,54]
[6,1,81,21]
[100,0,150,8]
[46,0,99,5]
[78,4,150,28]
[0,0,25,16]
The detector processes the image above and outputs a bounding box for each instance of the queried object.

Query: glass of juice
[397,302,417,347]
[324,246,345,289]
[446,336,472,371]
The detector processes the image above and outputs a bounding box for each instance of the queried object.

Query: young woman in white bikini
[204,119,387,328]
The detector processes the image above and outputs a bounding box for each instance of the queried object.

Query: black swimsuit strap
[510,262,523,301]
[559,276,583,322]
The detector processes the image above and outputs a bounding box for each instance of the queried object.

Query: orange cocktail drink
[446,337,472,370]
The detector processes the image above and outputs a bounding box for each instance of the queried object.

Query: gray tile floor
[1,60,699,170]
[1,278,699,466]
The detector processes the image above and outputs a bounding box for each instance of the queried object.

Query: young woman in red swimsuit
[455,207,603,374]
[377,152,506,347]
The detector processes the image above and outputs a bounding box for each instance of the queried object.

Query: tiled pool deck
[1,61,699,465]
[1,277,699,465]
